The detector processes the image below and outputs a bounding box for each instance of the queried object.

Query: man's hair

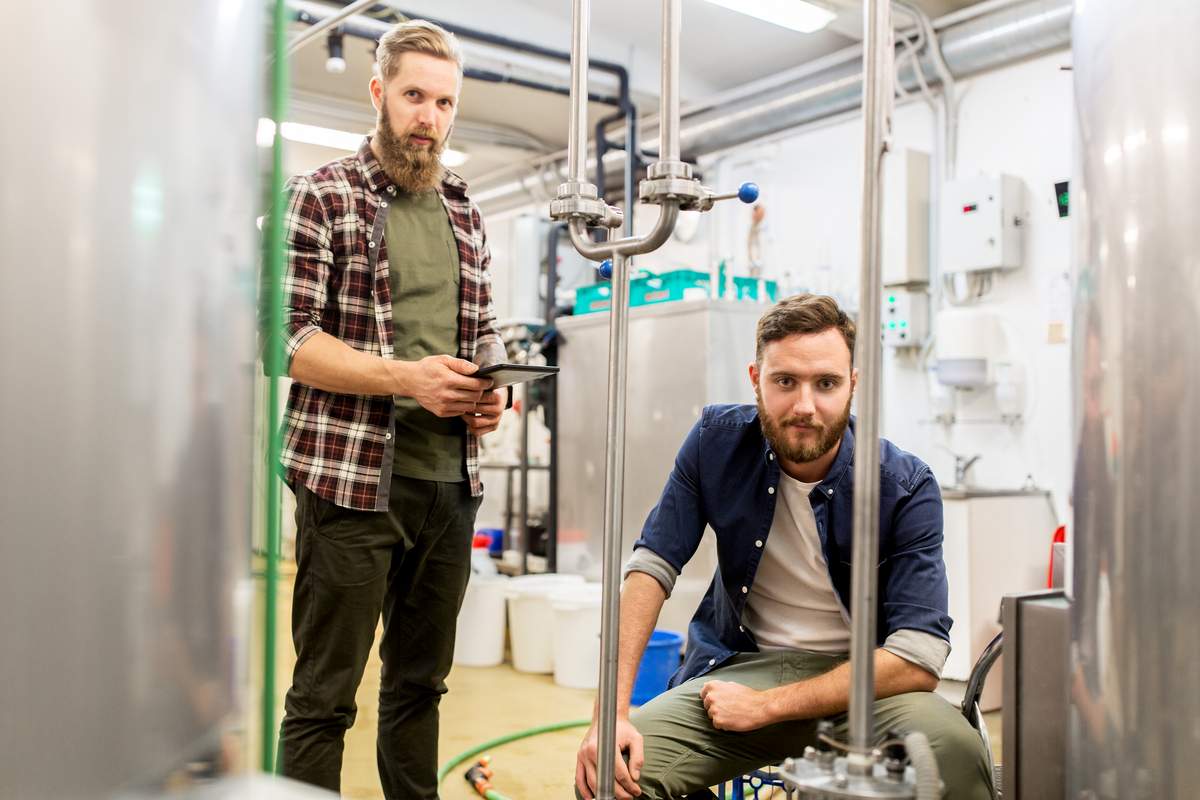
[375,20,465,83]
[755,293,856,365]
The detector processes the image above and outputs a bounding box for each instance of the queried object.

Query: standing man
[575,294,992,800]
[274,20,507,798]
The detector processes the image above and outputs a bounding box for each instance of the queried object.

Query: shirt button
[381,201,388,208]
[827,488,834,496]
[387,186,396,194]
[755,539,763,548]
[768,453,775,461]
[369,241,376,248]
[708,658,716,666]
[385,432,392,440]
[767,486,775,495]
[739,625,745,632]
[741,586,748,594]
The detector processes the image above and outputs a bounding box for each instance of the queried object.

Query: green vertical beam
[262,0,289,775]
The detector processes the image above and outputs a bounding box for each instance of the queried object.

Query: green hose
[261,0,290,775]
[437,719,590,791]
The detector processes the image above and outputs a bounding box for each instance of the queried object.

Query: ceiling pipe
[474,0,1071,214]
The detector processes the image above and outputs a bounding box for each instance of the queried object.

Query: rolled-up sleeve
[881,472,952,643]
[281,175,331,367]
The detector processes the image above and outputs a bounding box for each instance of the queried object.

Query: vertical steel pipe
[567,0,591,183]
[659,0,682,162]
[596,250,631,800]
[847,0,893,761]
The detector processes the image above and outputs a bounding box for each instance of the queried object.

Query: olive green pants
[629,651,993,800]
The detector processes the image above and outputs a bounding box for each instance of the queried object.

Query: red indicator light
[962,203,978,213]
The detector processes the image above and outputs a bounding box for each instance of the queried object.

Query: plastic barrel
[452,573,508,667]
[631,630,684,706]
[505,574,585,673]
[550,583,604,689]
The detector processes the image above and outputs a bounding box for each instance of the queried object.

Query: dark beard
[373,101,445,193]
[756,390,852,464]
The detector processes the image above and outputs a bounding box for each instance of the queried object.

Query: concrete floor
[252,565,1001,799]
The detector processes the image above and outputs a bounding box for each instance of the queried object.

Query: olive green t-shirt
[387,189,467,482]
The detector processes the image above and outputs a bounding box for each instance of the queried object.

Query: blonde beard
[373,102,445,193]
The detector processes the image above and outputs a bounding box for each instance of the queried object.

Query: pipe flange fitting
[549,195,612,223]
[638,176,706,207]
[556,181,599,199]
[645,160,694,180]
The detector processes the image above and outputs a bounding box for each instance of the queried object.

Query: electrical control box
[882,149,930,286]
[942,174,1025,273]
[881,288,928,348]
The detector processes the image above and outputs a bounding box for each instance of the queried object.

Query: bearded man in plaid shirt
[273,20,508,798]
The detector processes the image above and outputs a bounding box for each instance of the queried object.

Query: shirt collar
[758,413,857,500]
[357,135,470,199]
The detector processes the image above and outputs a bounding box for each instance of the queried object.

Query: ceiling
[280,0,988,180]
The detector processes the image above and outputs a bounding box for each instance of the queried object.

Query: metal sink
[940,486,1050,500]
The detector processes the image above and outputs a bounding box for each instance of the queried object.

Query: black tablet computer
[475,363,560,389]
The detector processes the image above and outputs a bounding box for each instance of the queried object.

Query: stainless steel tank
[0,3,260,796]
[1070,1,1200,796]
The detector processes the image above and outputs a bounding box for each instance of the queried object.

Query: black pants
[278,476,481,799]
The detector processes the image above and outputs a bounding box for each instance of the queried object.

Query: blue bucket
[631,630,684,706]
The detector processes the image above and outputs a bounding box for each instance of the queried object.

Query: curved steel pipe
[567,202,680,260]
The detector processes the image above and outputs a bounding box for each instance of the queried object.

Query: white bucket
[505,574,585,673]
[550,583,604,689]
[453,573,509,667]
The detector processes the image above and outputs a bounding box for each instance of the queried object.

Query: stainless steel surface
[660,0,681,163]
[556,301,762,626]
[475,0,1072,215]
[848,0,893,760]
[0,2,258,797]
[1001,591,1068,800]
[567,0,590,183]
[1070,1,1200,796]
[782,755,917,798]
[595,250,631,800]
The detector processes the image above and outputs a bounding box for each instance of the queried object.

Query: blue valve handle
[598,259,613,279]
[737,182,760,204]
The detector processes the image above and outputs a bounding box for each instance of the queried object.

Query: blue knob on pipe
[598,259,613,279]
[738,182,760,204]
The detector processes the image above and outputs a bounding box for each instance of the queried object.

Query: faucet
[953,454,982,487]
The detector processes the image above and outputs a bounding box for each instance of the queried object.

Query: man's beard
[373,100,445,193]
[757,390,852,464]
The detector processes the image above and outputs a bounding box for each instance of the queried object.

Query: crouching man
[575,294,992,800]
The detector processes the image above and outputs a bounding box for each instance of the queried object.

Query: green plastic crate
[573,282,613,315]
[631,269,711,307]
[733,276,779,302]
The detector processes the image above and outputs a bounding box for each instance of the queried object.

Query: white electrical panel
[882,149,930,286]
[881,288,928,348]
[942,174,1025,272]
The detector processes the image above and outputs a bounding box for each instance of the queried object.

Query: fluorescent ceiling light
[257,117,468,166]
[702,0,835,33]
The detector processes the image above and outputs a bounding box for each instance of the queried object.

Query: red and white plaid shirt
[279,138,503,510]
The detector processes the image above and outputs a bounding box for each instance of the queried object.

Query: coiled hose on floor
[437,719,591,798]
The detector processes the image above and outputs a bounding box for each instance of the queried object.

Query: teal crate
[573,282,613,315]
[631,269,711,307]
[733,276,779,302]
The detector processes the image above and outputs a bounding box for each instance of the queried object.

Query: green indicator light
[888,295,896,304]
[900,321,908,328]
[888,322,897,329]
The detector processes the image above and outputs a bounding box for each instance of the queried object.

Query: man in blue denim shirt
[575,295,991,800]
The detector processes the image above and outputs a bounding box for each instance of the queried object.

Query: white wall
[484,51,1077,522]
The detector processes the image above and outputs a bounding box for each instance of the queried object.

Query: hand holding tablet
[475,363,560,389]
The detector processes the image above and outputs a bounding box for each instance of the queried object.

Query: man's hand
[575,717,644,800]
[462,387,506,436]
[396,355,492,418]
[699,681,774,732]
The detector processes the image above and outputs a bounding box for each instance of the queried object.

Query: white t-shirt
[742,470,852,653]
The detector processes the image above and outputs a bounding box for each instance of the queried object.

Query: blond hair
[375,20,464,82]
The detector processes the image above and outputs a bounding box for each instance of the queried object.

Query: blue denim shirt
[634,404,951,688]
